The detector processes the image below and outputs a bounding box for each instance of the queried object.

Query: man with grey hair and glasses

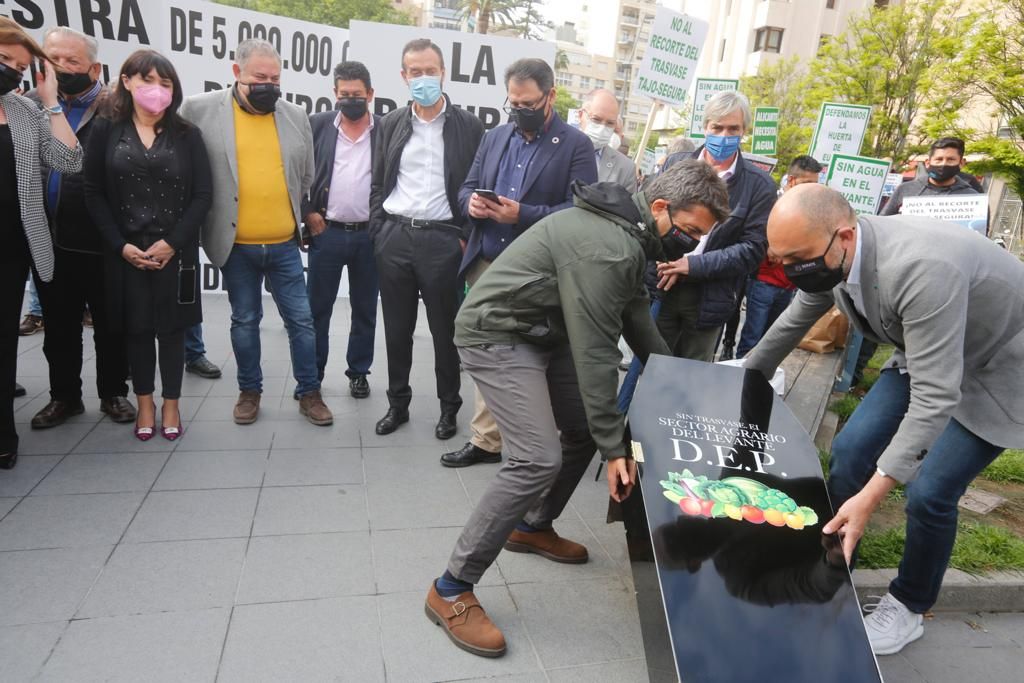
[576,88,636,191]
[180,39,332,426]
[424,161,730,658]
[25,27,135,429]
[657,90,775,361]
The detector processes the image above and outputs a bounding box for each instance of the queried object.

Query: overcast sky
[541,0,687,57]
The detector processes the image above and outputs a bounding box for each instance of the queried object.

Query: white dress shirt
[326,112,373,223]
[382,100,452,220]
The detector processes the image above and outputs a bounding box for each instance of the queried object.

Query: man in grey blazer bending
[744,183,1024,656]
[180,39,332,427]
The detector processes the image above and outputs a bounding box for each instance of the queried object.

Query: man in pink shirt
[303,62,380,398]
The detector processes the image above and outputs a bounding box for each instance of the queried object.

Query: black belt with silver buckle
[387,214,461,233]
[326,220,368,231]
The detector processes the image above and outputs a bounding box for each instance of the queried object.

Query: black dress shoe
[14,382,26,398]
[349,376,370,399]
[0,451,16,470]
[441,442,501,468]
[185,355,222,379]
[375,407,409,435]
[100,396,137,423]
[718,343,735,362]
[30,399,85,430]
[435,411,458,440]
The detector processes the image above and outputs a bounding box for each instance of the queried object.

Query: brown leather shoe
[424,583,506,658]
[233,390,261,425]
[18,314,43,336]
[100,396,137,424]
[298,390,333,426]
[504,528,589,564]
[30,399,85,430]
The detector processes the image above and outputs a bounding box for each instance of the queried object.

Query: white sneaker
[862,593,924,655]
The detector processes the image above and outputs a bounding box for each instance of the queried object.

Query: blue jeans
[307,227,378,380]
[220,242,319,396]
[185,323,205,363]
[737,278,795,357]
[827,369,1004,613]
[26,275,41,317]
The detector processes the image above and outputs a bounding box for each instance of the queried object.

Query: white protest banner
[12,1,349,115]
[640,148,657,175]
[567,107,581,128]
[634,7,709,107]
[808,102,872,168]
[688,78,738,138]
[882,172,903,197]
[901,195,989,234]
[166,0,349,113]
[349,21,555,131]
[826,153,890,215]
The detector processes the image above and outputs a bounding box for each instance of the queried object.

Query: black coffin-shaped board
[623,355,882,683]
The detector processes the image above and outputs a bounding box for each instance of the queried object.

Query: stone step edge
[853,568,1024,612]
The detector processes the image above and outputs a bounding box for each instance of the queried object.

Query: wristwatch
[43,103,63,116]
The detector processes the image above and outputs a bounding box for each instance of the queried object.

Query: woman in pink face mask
[83,49,212,442]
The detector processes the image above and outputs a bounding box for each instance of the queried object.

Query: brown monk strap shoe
[504,527,589,564]
[424,583,506,658]
[298,390,333,426]
[100,396,137,424]
[30,399,85,429]
[233,390,261,425]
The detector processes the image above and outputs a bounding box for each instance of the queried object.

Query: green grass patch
[980,449,1024,485]
[829,394,860,421]
[858,522,1024,572]
[866,345,892,370]
[818,448,831,477]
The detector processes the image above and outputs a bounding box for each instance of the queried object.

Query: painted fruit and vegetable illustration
[661,469,818,530]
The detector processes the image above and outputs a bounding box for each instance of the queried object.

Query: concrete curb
[853,568,1024,612]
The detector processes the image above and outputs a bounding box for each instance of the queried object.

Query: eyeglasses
[502,93,548,116]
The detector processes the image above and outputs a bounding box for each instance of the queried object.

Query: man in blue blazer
[302,61,381,400]
[441,58,597,469]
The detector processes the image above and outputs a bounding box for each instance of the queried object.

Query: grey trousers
[448,343,597,583]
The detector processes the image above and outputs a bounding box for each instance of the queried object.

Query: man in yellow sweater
[180,39,331,426]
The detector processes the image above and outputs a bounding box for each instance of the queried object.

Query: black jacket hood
[571,181,665,261]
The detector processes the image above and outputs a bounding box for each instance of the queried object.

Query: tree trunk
[478,12,489,34]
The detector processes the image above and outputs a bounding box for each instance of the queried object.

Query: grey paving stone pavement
[3,297,1021,681]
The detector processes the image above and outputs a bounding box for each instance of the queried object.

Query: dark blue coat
[458,111,597,276]
[661,148,775,328]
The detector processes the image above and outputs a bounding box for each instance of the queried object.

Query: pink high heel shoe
[134,422,155,441]
[161,410,182,441]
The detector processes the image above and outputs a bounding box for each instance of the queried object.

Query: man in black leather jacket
[369,39,484,440]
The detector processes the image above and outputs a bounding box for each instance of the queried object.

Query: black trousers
[34,247,129,403]
[1,241,30,454]
[721,276,748,349]
[374,216,462,413]
[126,329,185,399]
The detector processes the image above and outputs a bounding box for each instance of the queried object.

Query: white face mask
[609,132,622,151]
[584,120,615,149]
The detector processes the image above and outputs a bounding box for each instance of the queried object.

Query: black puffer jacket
[369,94,484,240]
[661,148,775,328]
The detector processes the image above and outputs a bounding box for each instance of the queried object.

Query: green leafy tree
[740,56,816,179]
[456,0,515,35]
[213,0,413,27]
[925,0,1024,198]
[553,89,579,122]
[508,0,553,40]
[807,0,962,168]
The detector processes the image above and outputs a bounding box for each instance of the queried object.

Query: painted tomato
[699,499,715,517]
[679,498,703,516]
[741,505,765,524]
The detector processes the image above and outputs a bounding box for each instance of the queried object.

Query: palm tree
[456,0,516,35]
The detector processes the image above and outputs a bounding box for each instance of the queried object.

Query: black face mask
[337,97,368,122]
[783,229,848,293]
[509,94,549,134]
[56,70,94,96]
[661,223,701,262]
[927,164,960,183]
[0,62,23,96]
[244,82,281,114]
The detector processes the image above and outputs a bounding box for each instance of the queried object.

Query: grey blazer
[1,92,83,281]
[178,88,314,267]
[744,215,1024,483]
[597,145,637,192]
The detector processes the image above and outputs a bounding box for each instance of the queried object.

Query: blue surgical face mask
[409,75,442,107]
[705,134,741,162]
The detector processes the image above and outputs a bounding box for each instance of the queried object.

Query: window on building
[719,39,727,62]
[874,0,889,6]
[753,27,784,53]
[595,79,606,89]
[579,76,591,89]
[556,73,573,88]
[628,121,639,132]
[826,0,836,9]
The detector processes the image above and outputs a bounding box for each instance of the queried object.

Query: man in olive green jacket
[423,161,732,658]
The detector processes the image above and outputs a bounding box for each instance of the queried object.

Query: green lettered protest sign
[826,154,890,215]
[751,106,779,156]
[808,102,872,168]
[634,8,709,107]
[688,78,739,138]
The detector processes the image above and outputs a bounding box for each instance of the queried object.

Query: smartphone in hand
[474,189,501,204]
